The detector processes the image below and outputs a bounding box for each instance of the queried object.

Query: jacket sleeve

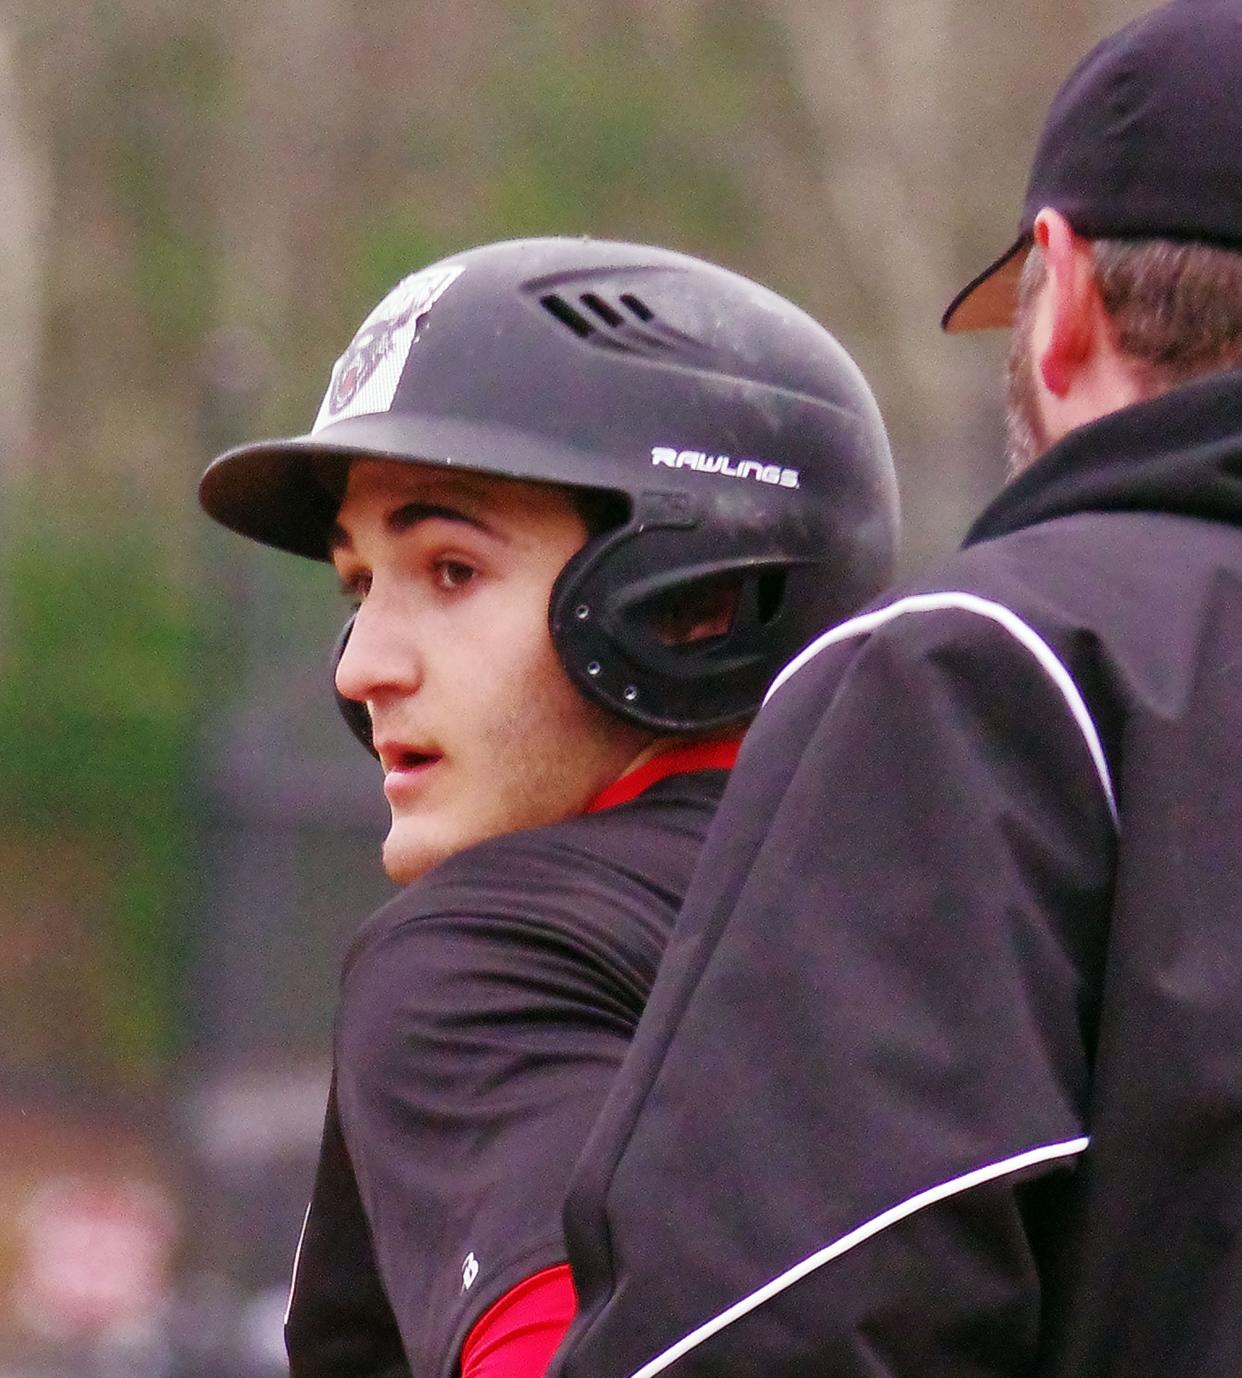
[557,605,1118,1378]
[333,845,656,1378]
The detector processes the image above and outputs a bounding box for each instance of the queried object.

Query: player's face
[330,459,652,884]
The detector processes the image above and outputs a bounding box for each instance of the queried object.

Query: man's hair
[1020,236,1242,393]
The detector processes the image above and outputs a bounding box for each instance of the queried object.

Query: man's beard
[1003,315,1049,479]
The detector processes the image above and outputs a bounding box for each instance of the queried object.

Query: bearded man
[546,6,1242,1376]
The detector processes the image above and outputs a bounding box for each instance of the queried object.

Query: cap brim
[941,236,1030,334]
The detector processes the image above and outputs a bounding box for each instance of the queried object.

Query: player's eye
[434,559,477,591]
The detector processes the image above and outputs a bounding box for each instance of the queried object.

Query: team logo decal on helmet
[314,264,464,430]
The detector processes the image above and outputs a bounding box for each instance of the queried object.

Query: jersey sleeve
[556,605,1118,1378]
[333,841,661,1378]
[461,1264,577,1378]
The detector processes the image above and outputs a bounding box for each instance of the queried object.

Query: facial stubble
[1004,311,1049,479]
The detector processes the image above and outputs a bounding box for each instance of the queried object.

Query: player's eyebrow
[328,499,501,555]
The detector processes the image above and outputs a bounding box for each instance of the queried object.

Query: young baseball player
[545,7,1242,1377]
[198,237,899,1378]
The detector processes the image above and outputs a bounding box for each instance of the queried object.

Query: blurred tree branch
[0,18,46,478]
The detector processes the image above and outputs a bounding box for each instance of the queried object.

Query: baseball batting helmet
[199,237,899,745]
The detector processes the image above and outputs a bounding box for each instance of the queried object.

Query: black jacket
[552,369,1242,1378]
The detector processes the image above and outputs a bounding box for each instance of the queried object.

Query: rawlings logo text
[651,447,799,489]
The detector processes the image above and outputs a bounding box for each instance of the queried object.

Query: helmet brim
[199,411,626,561]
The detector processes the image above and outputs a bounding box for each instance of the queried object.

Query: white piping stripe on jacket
[284,1201,312,1328]
[764,591,1118,828]
[626,1135,1091,1378]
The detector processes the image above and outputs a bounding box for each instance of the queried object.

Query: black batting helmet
[199,237,898,744]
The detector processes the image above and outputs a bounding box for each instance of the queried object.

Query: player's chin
[381,814,471,886]
[381,826,441,887]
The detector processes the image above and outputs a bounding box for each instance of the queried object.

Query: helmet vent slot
[581,292,625,327]
[619,292,654,321]
[534,281,703,359]
[540,293,595,338]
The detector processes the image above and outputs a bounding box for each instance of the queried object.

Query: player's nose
[334,594,423,705]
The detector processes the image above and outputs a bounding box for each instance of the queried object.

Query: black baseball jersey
[284,763,730,1378]
[551,368,1242,1377]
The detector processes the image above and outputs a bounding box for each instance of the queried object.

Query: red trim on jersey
[585,739,742,814]
[460,1263,577,1378]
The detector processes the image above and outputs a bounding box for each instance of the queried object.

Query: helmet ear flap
[332,613,380,759]
[550,513,796,734]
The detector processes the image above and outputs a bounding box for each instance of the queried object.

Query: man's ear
[1032,208,1102,397]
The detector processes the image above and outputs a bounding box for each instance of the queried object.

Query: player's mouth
[375,741,443,800]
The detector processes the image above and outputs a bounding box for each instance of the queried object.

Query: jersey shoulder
[345,768,729,983]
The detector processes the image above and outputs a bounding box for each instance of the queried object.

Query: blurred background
[0,0,1149,1373]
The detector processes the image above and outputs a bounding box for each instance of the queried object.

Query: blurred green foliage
[492,16,747,238]
[0,480,198,1083]
[103,29,221,359]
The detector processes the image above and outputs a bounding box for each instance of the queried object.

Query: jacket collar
[966,366,1242,547]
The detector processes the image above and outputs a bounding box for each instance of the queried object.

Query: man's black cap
[943,1,1242,333]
